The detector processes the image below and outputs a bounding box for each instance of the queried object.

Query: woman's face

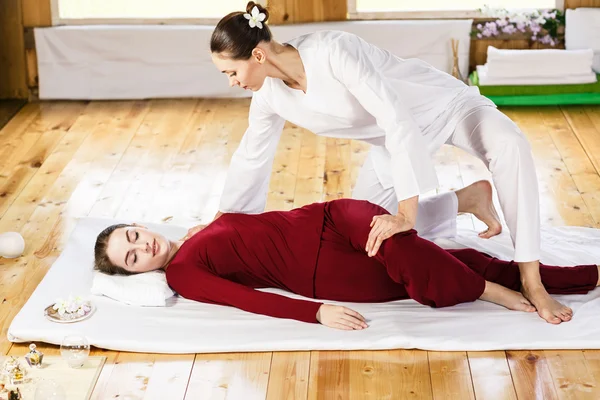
[106,225,173,274]
[212,51,267,91]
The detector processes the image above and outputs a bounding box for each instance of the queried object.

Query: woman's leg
[448,249,599,295]
[447,106,571,324]
[325,199,487,307]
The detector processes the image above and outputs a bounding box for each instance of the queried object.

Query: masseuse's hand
[316,304,368,330]
[365,214,414,257]
[366,195,419,257]
[181,224,207,241]
[181,211,224,241]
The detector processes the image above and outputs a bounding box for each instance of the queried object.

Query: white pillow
[91,270,175,307]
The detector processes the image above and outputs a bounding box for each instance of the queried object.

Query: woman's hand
[316,304,368,330]
[365,214,413,257]
[181,224,207,241]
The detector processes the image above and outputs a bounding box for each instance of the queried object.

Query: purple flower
[516,21,527,32]
[496,18,509,27]
[502,25,517,34]
[482,21,499,36]
[530,22,542,34]
[477,33,483,38]
[477,23,483,29]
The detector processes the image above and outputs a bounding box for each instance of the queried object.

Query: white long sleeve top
[219,30,495,213]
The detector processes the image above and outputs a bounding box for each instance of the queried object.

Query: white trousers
[352,106,541,262]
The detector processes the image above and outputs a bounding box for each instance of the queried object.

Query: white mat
[8,217,600,354]
[34,20,473,100]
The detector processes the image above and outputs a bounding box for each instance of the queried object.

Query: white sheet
[476,65,598,86]
[8,217,600,354]
[566,8,600,73]
[34,20,473,100]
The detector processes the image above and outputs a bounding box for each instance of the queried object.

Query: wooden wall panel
[19,0,51,99]
[0,0,28,99]
[565,0,600,8]
[22,0,52,27]
[268,0,346,24]
[12,0,600,96]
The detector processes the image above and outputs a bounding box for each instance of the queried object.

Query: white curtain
[35,20,473,100]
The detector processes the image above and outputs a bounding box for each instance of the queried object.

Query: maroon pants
[314,199,598,307]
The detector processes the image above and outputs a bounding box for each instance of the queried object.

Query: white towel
[476,65,598,86]
[566,8,600,73]
[486,46,595,78]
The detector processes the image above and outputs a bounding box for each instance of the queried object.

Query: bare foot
[480,281,537,312]
[522,284,573,324]
[455,180,502,239]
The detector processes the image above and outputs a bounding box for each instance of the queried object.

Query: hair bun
[245,1,269,22]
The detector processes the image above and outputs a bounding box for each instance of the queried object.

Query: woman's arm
[169,260,369,329]
[170,265,324,323]
[329,33,438,255]
[329,33,439,201]
[218,93,286,214]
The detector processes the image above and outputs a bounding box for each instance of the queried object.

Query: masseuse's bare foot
[522,284,572,324]
[456,180,502,239]
[480,281,536,312]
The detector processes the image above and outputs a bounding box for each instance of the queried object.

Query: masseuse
[206,2,568,324]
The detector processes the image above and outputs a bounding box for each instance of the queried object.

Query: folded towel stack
[477,46,597,86]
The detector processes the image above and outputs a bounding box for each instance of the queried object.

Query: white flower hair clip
[244,6,266,29]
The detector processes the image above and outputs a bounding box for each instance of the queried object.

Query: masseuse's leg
[352,148,454,239]
[352,146,501,241]
[447,106,571,324]
[448,249,599,295]
[325,199,488,307]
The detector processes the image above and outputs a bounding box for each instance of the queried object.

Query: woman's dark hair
[210,1,272,60]
[94,223,136,276]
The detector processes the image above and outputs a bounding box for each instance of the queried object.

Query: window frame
[50,0,565,25]
[347,0,564,20]
[49,0,266,25]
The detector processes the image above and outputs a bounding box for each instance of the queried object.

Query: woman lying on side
[93,187,599,330]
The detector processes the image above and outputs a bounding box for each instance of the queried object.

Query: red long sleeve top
[165,203,326,323]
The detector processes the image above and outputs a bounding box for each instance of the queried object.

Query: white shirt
[219,30,495,213]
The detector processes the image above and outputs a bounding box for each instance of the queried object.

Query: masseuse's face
[212,50,267,91]
[106,225,173,274]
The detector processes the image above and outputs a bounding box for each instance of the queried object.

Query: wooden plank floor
[1,100,600,399]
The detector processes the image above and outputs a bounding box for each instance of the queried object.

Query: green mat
[469,71,600,106]
[484,92,600,106]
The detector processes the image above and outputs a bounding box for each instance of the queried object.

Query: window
[350,0,563,19]
[52,0,260,24]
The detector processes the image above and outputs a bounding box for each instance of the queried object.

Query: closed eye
[132,231,139,264]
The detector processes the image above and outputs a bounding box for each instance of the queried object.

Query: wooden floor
[1,99,600,399]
